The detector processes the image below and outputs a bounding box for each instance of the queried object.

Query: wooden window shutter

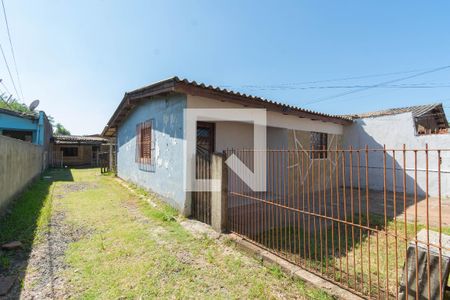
[136,120,153,165]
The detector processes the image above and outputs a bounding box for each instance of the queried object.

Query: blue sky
[2,0,450,134]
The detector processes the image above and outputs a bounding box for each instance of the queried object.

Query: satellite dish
[29,99,40,111]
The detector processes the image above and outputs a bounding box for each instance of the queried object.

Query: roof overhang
[102,77,353,137]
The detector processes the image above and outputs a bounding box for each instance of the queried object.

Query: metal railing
[191,153,212,225]
[225,146,449,299]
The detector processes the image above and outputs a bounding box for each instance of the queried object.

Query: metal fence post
[211,153,228,233]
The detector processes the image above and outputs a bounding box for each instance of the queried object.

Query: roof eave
[173,81,352,125]
[102,77,353,137]
[102,78,177,137]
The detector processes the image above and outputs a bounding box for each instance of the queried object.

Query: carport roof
[101,76,352,137]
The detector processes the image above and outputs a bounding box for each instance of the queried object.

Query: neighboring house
[51,135,110,167]
[0,108,53,168]
[102,77,352,215]
[0,108,52,147]
[343,103,450,197]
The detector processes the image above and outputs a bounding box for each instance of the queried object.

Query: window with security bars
[136,120,153,165]
[310,132,328,159]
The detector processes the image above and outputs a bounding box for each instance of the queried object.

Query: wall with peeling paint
[116,94,187,211]
[343,112,450,197]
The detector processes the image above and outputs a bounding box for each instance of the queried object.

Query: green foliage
[54,123,71,135]
[0,94,71,135]
[0,94,32,113]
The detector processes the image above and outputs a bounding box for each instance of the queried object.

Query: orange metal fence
[225,146,450,299]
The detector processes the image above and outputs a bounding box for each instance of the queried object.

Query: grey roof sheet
[134,76,350,121]
[53,135,109,144]
[102,76,353,136]
[344,103,446,119]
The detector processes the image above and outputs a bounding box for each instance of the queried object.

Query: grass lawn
[0,168,332,299]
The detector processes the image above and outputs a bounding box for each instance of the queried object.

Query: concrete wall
[117,94,186,212]
[343,112,450,198]
[0,135,44,212]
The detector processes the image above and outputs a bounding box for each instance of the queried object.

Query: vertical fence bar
[414,150,419,300]
[437,149,442,300]
[323,145,328,275]
[318,146,323,274]
[383,145,389,296]
[376,225,381,300]
[336,148,342,283]
[357,149,363,292]
[302,150,307,268]
[392,150,399,299]
[342,149,349,285]
[425,144,431,300]
[271,151,275,251]
[349,146,356,289]
[296,150,301,264]
[330,149,336,280]
[365,145,372,298]
[307,149,312,269]
[402,145,408,299]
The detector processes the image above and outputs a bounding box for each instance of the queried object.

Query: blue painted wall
[0,111,49,146]
[117,94,186,211]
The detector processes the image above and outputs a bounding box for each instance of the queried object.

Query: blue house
[0,108,52,147]
[102,77,351,216]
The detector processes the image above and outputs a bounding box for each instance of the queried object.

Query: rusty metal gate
[191,153,212,225]
[225,147,450,299]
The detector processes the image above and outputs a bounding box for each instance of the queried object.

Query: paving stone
[0,275,16,296]
[1,241,22,250]
[399,229,450,300]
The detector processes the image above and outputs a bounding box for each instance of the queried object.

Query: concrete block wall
[0,135,44,212]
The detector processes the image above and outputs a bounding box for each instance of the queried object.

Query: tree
[0,94,71,135]
[54,123,71,135]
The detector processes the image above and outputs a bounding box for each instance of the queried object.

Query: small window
[61,147,78,157]
[310,132,327,159]
[136,120,153,164]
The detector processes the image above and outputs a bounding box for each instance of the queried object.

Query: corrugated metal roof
[53,135,109,144]
[344,103,446,119]
[132,76,349,120]
[102,76,352,136]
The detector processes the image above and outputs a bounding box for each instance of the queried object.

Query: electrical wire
[1,0,23,100]
[236,67,433,89]
[0,42,19,100]
[244,83,450,91]
[0,78,10,95]
[302,65,450,106]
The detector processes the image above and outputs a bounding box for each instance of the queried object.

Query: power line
[1,0,23,100]
[0,42,18,100]
[232,67,433,89]
[0,77,10,94]
[244,83,450,91]
[302,65,450,107]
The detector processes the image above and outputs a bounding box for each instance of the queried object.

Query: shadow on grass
[238,210,450,299]
[0,168,73,298]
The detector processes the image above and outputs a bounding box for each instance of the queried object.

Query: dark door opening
[192,122,215,225]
